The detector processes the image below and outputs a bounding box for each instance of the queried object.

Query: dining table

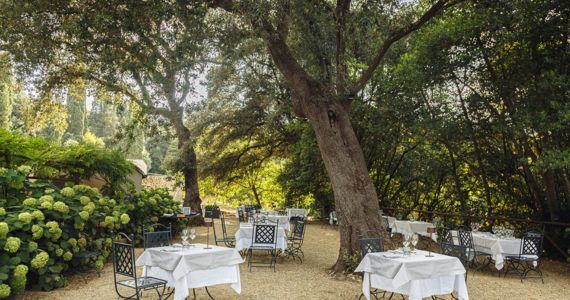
[235,223,288,251]
[390,220,438,241]
[451,231,523,270]
[252,214,291,231]
[355,250,468,300]
[136,244,244,300]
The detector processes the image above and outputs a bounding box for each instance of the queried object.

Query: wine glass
[189,228,196,247]
[181,228,189,248]
[402,234,411,256]
[411,234,419,252]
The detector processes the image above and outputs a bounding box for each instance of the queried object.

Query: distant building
[80,159,148,192]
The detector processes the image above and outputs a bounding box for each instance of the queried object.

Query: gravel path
[17,217,570,300]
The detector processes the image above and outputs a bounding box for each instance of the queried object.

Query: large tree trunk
[302,96,387,272]
[543,169,561,221]
[175,124,202,214]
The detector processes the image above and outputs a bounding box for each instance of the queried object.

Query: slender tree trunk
[543,169,561,221]
[251,184,262,207]
[302,96,387,272]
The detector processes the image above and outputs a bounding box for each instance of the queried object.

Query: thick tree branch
[349,0,463,96]
[335,0,351,94]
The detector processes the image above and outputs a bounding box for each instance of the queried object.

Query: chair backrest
[440,228,455,245]
[457,229,474,249]
[441,241,469,266]
[382,216,390,230]
[520,230,543,257]
[251,219,278,248]
[143,223,172,249]
[291,219,306,240]
[237,207,246,222]
[220,214,231,239]
[358,236,384,257]
[113,233,136,279]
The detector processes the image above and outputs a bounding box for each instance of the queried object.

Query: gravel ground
[17,216,570,300]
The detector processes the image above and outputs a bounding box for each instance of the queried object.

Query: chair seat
[505,254,539,261]
[250,245,276,250]
[117,276,167,289]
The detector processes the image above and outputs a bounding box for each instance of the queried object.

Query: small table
[136,244,244,300]
[235,223,288,251]
[452,231,522,270]
[391,220,438,241]
[355,250,468,300]
[286,208,307,219]
[252,214,291,231]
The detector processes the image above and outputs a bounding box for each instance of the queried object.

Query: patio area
[16,216,570,300]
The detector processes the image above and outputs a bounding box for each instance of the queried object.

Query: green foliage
[0,168,130,294]
[0,130,134,196]
[122,188,184,244]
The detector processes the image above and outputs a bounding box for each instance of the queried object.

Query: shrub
[0,168,131,296]
[123,188,184,244]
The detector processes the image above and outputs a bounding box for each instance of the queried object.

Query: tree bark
[175,123,202,214]
[302,95,387,272]
[542,169,561,221]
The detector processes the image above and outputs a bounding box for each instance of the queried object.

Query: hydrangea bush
[123,188,184,244]
[0,168,131,297]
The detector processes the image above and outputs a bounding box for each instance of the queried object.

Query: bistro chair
[382,216,392,236]
[285,219,306,262]
[440,228,470,282]
[503,230,544,283]
[112,233,168,300]
[247,219,279,272]
[357,236,399,300]
[213,214,236,247]
[142,223,172,250]
[457,228,492,272]
[237,206,247,223]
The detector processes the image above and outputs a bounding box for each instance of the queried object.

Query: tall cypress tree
[65,82,86,141]
[0,53,12,130]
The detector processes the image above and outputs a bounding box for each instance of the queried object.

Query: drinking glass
[402,234,411,256]
[189,228,196,247]
[181,229,189,248]
[411,234,419,252]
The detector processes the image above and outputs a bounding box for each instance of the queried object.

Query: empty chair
[247,219,279,272]
[457,228,492,271]
[237,206,247,223]
[286,219,306,262]
[142,223,172,249]
[329,211,338,225]
[440,228,470,281]
[112,233,168,300]
[358,235,393,300]
[382,216,392,236]
[213,214,236,247]
[503,230,544,283]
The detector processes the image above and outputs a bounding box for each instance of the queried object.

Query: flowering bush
[0,168,132,297]
[123,188,183,244]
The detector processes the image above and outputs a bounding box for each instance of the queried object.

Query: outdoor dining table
[252,214,291,231]
[136,244,244,300]
[355,250,468,300]
[286,207,307,219]
[234,223,288,251]
[451,231,523,270]
[390,220,438,241]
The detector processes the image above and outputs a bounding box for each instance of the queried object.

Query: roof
[128,159,148,177]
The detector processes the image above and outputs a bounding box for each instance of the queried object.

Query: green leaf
[9,256,21,265]
[0,273,8,280]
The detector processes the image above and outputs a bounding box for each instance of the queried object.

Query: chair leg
[205,287,215,300]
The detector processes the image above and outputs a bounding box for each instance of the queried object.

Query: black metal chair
[237,206,247,223]
[503,230,544,283]
[112,233,168,300]
[213,214,236,247]
[440,228,470,281]
[247,219,279,272]
[357,236,396,300]
[285,219,306,262]
[382,216,392,236]
[457,229,492,272]
[142,223,172,250]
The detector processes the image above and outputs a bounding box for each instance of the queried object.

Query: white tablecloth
[382,216,396,228]
[136,244,244,300]
[235,224,288,251]
[355,250,468,300]
[286,208,307,219]
[451,231,522,270]
[391,220,438,241]
[252,214,291,231]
